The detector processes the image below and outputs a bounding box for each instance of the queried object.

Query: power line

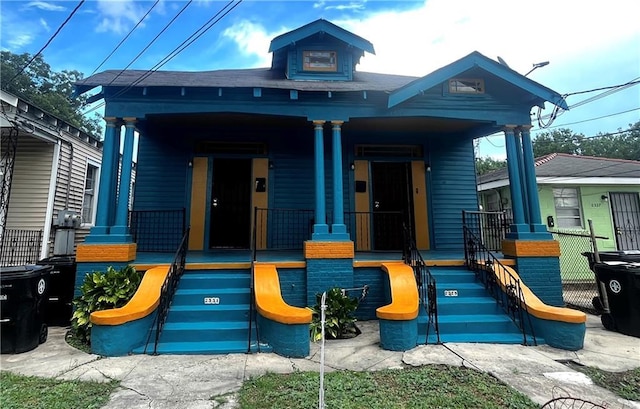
[105,0,194,86]
[6,0,85,85]
[87,0,161,78]
[565,79,640,97]
[532,107,640,131]
[82,0,242,116]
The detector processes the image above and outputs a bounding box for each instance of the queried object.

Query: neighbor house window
[449,78,484,94]
[553,187,582,228]
[82,162,100,225]
[303,51,337,72]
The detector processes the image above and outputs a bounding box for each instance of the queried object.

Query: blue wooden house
[75,19,585,357]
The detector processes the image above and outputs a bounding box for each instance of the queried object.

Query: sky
[1,0,639,159]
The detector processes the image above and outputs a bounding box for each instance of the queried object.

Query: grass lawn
[236,365,540,409]
[0,371,118,409]
[566,363,640,401]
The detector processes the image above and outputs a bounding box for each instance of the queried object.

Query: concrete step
[166,304,251,322]
[178,273,250,289]
[422,314,519,335]
[433,282,488,298]
[158,321,251,343]
[435,297,501,315]
[423,332,532,345]
[173,288,250,305]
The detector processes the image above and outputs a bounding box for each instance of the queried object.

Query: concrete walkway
[1,315,639,409]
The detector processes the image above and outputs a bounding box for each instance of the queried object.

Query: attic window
[449,79,484,94]
[303,51,337,72]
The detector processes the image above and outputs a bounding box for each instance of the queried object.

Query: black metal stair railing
[152,227,190,354]
[248,207,261,353]
[402,224,440,344]
[129,209,186,252]
[461,210,511,252]
[462,226,537,346]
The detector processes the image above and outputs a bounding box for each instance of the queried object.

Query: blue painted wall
[278,268,307,307]
[428,137,479,249]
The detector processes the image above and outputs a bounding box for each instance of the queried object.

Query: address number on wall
[204,297,220,305]
[444,290,458,297]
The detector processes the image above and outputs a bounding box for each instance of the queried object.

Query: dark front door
[610,192,640,251]
[370,162,413,250]
[209,158,252,248]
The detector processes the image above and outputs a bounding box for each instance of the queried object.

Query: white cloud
[95,0,147,35]
[25,1,66,12]
[39,18,50,32]
[325,2,366,11]
[5,33,35,50]
[222,20,278,67]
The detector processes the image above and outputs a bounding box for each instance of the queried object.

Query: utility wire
[532,107,640,131]
[105,0,194,86]
[87,0,161,78]
[5,0,85,85]
[82,0,242,116]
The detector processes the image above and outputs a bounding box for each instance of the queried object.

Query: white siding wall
[5,138,53,230]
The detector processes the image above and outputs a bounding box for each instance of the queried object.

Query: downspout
[42,140,61,259]
[64,140,74,209]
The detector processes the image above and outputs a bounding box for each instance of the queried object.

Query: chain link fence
[550,228,608,314]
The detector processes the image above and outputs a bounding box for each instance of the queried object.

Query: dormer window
[449,78,484,94]
[303,51,337,72]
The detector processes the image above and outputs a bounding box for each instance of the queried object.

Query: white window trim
[553,187,583,229]
[81,158,101,227]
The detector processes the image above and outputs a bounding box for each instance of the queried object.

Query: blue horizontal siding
[134,135,189,210]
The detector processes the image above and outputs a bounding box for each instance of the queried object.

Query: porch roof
[75,68,417,95]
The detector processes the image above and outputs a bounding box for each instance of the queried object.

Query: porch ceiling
[143,113,490,135]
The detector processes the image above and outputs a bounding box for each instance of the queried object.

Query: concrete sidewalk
[1,315,639,409]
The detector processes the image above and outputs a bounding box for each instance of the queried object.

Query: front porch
[131,248,513,271]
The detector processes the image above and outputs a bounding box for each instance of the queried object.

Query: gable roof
[478,153,640,187]
[388,51,568,110]
[268,19,375,55]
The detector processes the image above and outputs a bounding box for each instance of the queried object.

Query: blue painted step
[417,267,539,346]
[140,268,262,355]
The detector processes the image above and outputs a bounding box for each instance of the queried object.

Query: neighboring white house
[1,90,103,264]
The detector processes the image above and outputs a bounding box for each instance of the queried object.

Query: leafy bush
[310,287,359,341]
[71,265,141,344]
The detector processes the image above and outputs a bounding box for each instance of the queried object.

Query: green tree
[476,156,507,176]
[532,128,585,157]
[1,51,102,137]
[533,123,640,160]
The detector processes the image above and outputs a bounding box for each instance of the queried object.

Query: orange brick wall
[502,240,561,257]
[304,241,354,259]
[77,243,137,262]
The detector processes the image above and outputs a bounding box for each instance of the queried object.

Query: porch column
[521,125,547,233]
[111,118,136,239]
[504,126,528,234]
[514,129,529,224]
[331,121,348,239]
[90,117,120,236]
[312,120,329,239]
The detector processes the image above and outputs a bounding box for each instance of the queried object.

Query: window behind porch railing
[0,229,43,266]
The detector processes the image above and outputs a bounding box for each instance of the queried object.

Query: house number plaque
[444,290,458,297]
[204,297,220,305]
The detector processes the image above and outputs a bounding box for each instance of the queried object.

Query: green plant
[71,265,141,344]
[0,371,118,409]
[310,287,359,341]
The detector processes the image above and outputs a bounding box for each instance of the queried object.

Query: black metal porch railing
[0,229,43,266]
[253,207,315,251]
[463,226,536,346]
[345,211,405,251]
[129,209,186,252]
[402,223,440,344]
[152,227,189,355]
[461,210,511,252]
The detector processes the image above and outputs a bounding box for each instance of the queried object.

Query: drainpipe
[42,140,62,259]
[64,140,74,209]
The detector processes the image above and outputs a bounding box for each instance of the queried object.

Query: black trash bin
[1,265,52,353]
[593,262,640,338]
[37,256,76,326]
[582,251,640,312]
